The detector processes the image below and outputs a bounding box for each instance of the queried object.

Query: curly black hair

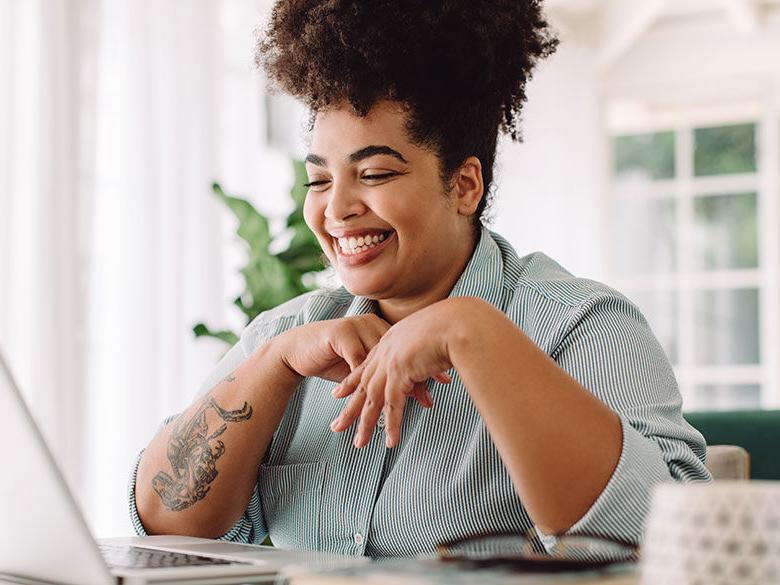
[256,1,558,228]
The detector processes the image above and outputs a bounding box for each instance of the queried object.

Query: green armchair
[684,410,780,480]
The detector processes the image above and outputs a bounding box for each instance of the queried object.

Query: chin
[339,276,386,300]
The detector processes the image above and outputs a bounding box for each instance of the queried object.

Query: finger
[353,370,387,448]
[332,362,365,398]
[332,335,367,372]
[383,374,410,448]
[410,381,434,408]
[432,371,452,384]
[355,316,389,354]
[330,384,367,433]
[334,341,383,397]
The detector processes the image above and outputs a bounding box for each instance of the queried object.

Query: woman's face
[303,100,478,307]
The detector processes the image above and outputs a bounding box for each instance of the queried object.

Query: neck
[377,231,479,324]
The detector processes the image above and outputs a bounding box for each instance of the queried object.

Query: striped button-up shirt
[129,227,711,557]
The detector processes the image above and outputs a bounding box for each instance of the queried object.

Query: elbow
[135,473,240,539]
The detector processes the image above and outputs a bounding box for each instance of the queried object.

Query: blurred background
[1,0,779,538]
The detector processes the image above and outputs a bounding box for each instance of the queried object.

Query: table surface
[0,559,640,585]
[282,558,640,585]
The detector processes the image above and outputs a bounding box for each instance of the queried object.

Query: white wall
[492,39,608,282]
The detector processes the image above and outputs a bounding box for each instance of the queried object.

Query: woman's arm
[446,297,623,535]
[135,340,302,538]
[134,311,398,538]
[332,295,708,541]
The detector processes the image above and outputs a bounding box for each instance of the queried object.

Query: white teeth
[334,231,391,255]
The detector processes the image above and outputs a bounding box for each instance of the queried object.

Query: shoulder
[255,287,353,323]
[491,232,647,351]
[239,287,354,352]
[492,232,629,308]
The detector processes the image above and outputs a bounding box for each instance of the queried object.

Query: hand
[330,301,456,448]
[272,316,436,410]
[272,314,388,383]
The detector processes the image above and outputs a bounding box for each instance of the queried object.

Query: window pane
[692,192,758,270]
[693,288,760,365]
[611,197,676,275]
[694,384,761,411]
[629,290,678,364]
[614,131,675,180]
[693,123,757,176]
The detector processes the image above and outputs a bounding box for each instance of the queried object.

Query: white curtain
[0,0,275,536]
[0,0,92,499]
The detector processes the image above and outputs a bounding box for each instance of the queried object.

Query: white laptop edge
[0,351,366,585]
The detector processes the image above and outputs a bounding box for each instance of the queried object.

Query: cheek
[303,195,322,230]
[303,196,331,252]
[395,201,455,254]
[395,206,437,240]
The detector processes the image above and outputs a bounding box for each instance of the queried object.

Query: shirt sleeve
[126,340,268,543]
[540,293,711,547]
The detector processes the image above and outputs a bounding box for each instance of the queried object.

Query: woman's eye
[362,172,398,182]
[303,179,331,190]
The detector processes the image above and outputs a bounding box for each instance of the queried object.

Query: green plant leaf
[290,160,309,207]
[278,232,325,273]
[192,323,239,346]
[212,183,272,253]
[197,162,326,347]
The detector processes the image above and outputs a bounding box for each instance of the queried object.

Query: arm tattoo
[152,397,253,511]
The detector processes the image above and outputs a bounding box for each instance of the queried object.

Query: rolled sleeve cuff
[128,450,149,536]
[538,414,672,548]
[127,450,267,544]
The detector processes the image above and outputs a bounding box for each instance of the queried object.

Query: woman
[130,0,710,557]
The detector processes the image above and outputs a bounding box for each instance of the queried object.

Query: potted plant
[194,160,327,346]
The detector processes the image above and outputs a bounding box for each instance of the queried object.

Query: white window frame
[605,93,780,410]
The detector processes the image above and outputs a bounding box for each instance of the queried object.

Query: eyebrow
[304,153,328,167]
[349,145,408,164]
[304,145,408,167]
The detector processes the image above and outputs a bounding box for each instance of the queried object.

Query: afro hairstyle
[256,0,559,226]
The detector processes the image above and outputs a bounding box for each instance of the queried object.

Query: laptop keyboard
[98,543,248,570]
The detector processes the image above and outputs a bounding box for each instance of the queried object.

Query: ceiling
[544,0,780,70]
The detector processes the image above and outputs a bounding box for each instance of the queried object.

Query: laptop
[0,352,366,585]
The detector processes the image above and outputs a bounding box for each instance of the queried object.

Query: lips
[333,229,395,267]
[334,230,393,255]
[327,227,393,239]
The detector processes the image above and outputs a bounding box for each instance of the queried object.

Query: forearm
[448,298,623,535]
[135,339,302,538]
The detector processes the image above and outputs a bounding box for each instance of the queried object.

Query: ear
[452,156,484,217]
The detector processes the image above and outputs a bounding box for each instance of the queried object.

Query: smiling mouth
[333,230,394,256]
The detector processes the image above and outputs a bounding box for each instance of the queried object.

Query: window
[608,110,780,411]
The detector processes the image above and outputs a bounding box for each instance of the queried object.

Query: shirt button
[377,413,386,428]
[353,532,364,546]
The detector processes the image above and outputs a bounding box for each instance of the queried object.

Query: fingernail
[331,385,341,397]
[353,434,361,448]
[330,418,340,431]
[425,390,434,407]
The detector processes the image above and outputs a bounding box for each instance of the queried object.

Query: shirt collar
[344,294,379,318]
[343,225,505,318]
[447,225,505,310]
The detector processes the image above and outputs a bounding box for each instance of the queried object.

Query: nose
[324,179,366,222]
